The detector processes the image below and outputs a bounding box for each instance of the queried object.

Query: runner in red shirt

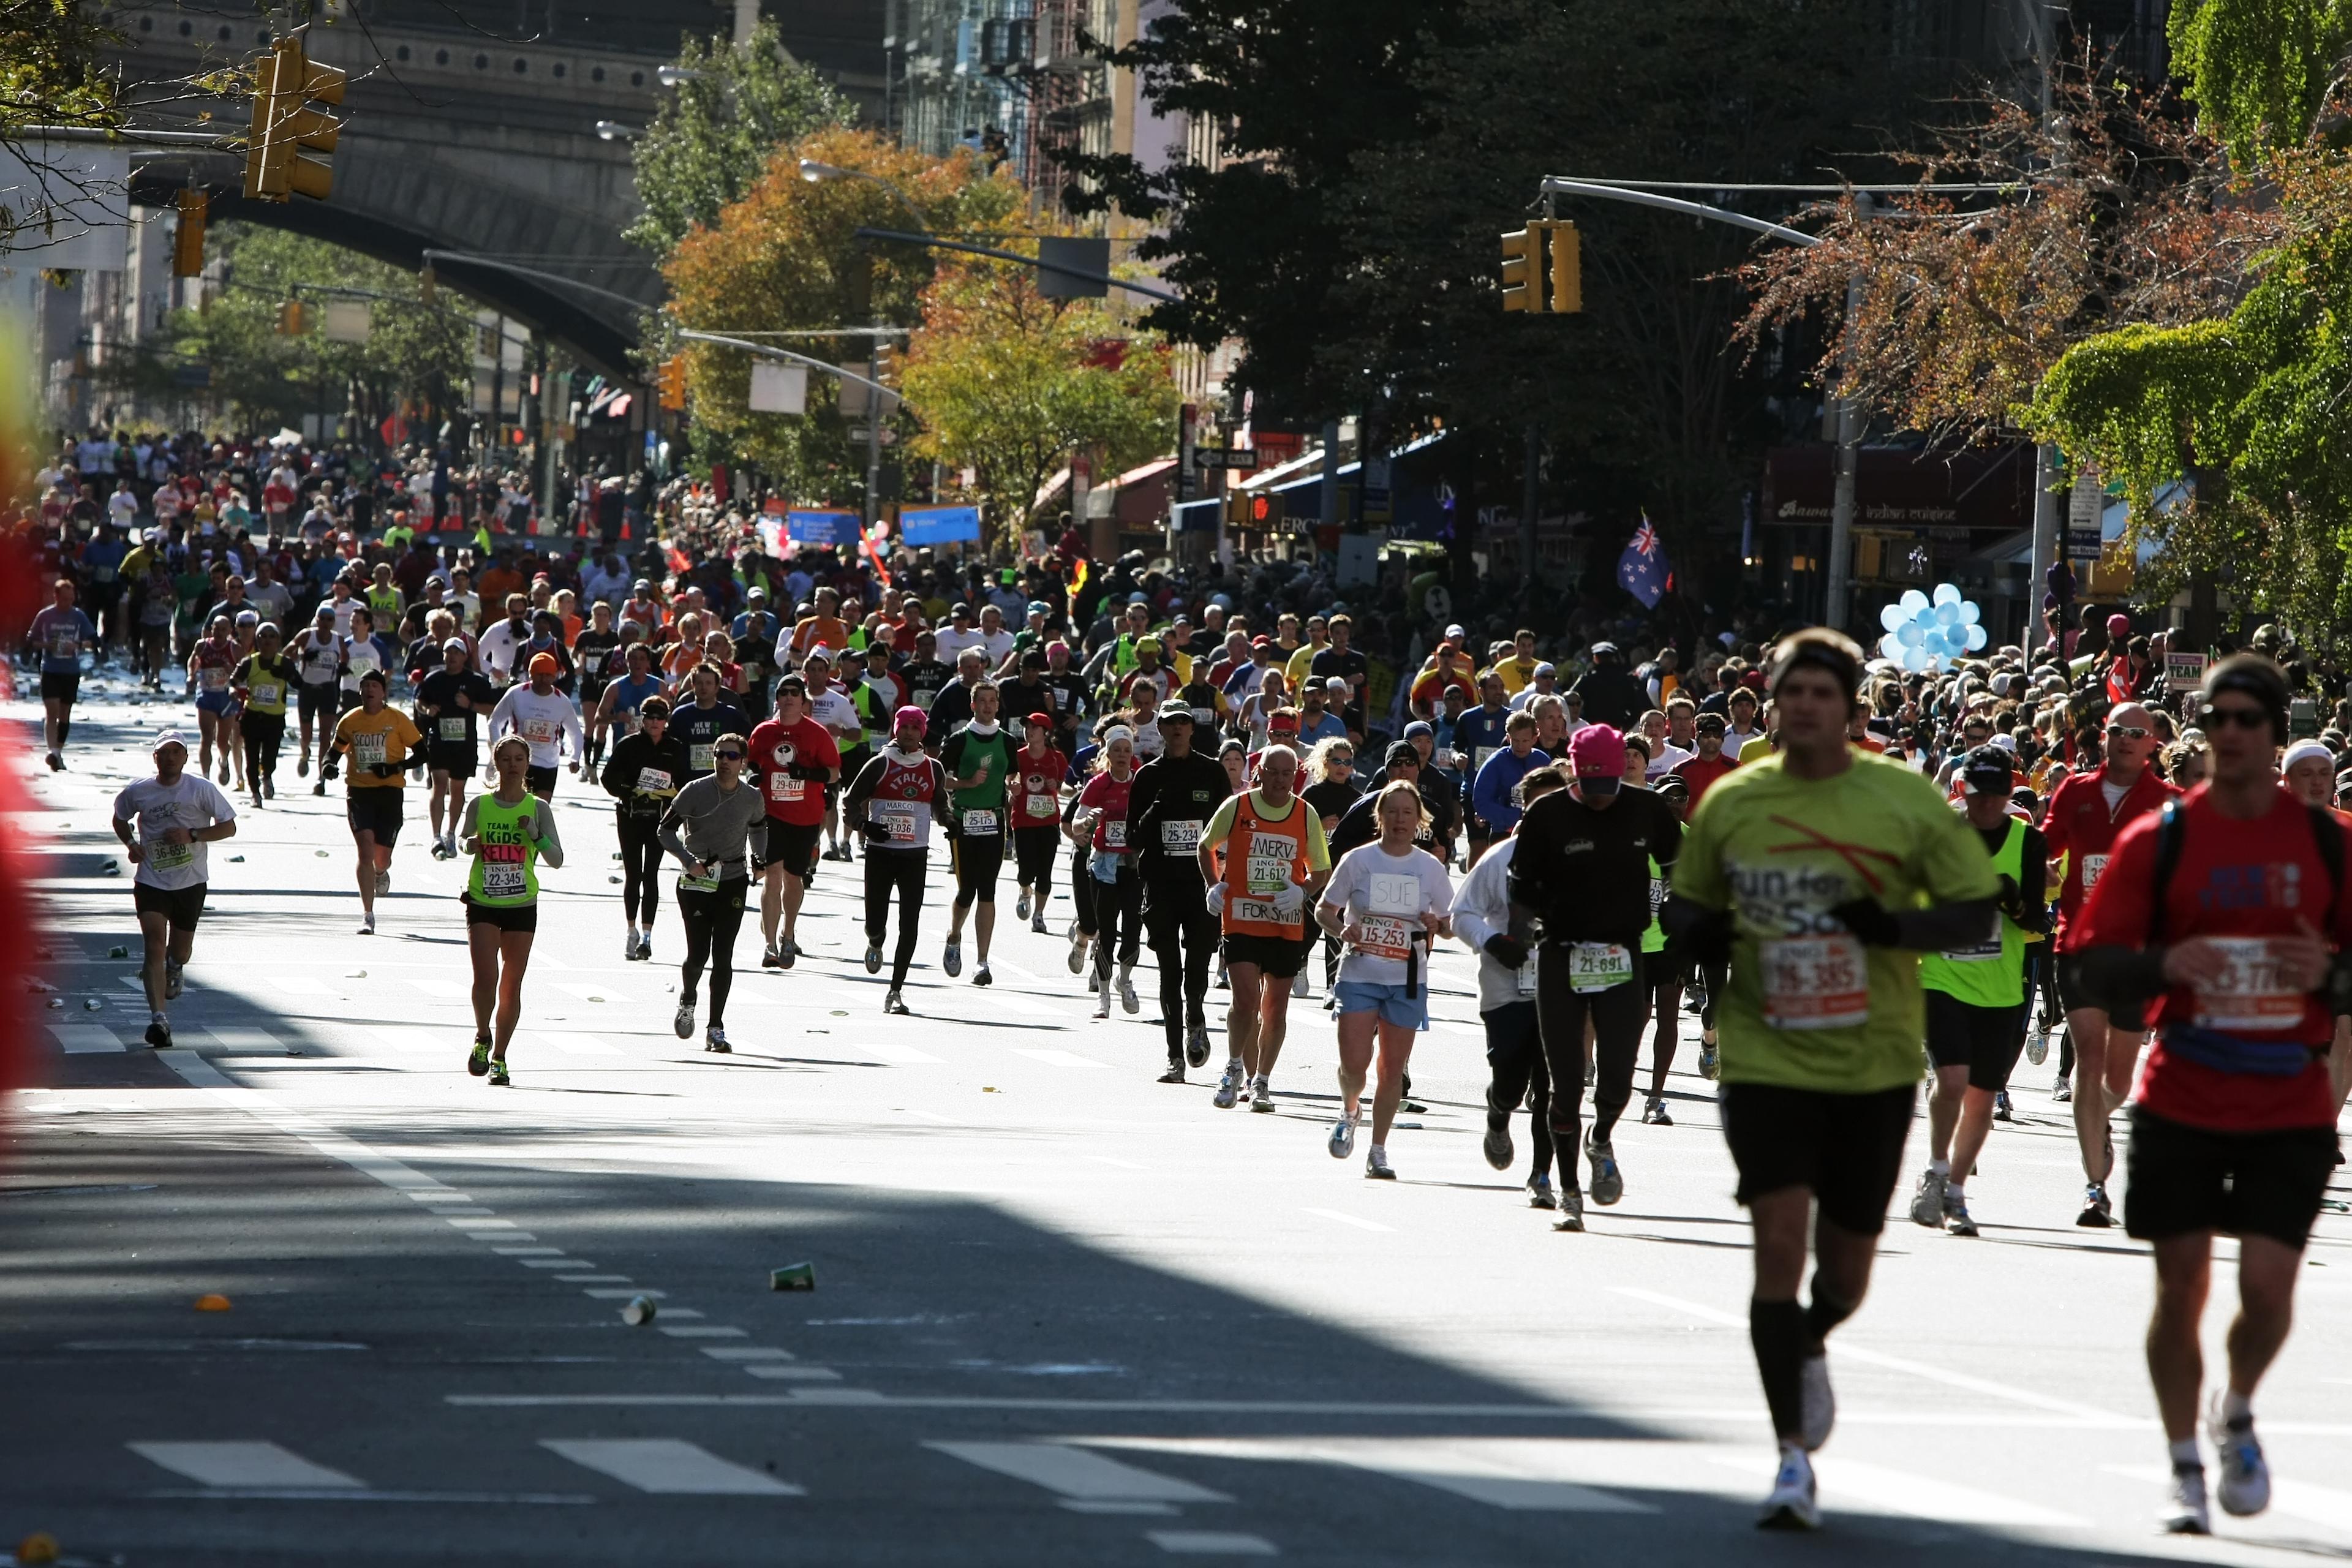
[745,673,839,970]
[2066,656,2346,1536]
[2040,700,2176,1224]
[1670,712,1737,816]
[1008,712,1068,935]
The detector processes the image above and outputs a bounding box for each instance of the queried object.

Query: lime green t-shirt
[1671,748,2000,1093]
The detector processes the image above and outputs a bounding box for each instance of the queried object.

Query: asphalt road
[5,669,2351,1567]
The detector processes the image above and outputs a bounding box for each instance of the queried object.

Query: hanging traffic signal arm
[244,29,345,202]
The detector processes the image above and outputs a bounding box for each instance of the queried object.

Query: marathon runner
[487,653,586,801]
[843,706,952,1016]
[461,735,564,1087]
[416,638,497,859]
[1909,745,2049,1238]
[27,578,95,772]
[659,730,764,1053]
[1131,706,1231,1080]
[2065,654,2348,1536]
[1199,741,1327,1108]
[746,674,839,970]
[111,731,236,1050]
[804,649,864,862]
[590,637,665,757]
[2041,699,2175,1224]
[601,694,686,960]
[188,613,241,788]
[230,622,295,809]
[1009,713,1069,935]
[330,669,424,935]
[670,663,750,786]
[938,680,1014,986]
[1664,628,2000,1529]
[1074,726,1143,1019]
[1452,762,1569,1207]
[292,603,345,789]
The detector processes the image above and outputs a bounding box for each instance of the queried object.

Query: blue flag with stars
[1617,516,1670,608]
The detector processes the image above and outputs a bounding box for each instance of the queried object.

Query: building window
[396,43,411,61]
[137,17,151,31]
[474,52,489,69]
[552,61,566,77]
[513,56,527,73]
[630,70,646,86]
[591,65,606,83]
[436,48,451,64]
[178,18,192,34]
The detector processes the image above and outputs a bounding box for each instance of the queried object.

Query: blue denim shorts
[1335,979,1429,1031]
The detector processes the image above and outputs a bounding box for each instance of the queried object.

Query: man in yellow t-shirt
[333,668,424,936]
[1489,628,1542,696]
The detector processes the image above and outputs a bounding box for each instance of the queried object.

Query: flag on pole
[1616,516,1670,609]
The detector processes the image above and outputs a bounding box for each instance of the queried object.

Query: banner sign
[786,509,861,546]
[899,506,982,546]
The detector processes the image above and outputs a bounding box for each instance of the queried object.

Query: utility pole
[1823,195,1868,634]
[1319,417,1341,538]
[863,328,886,535]
[1520,423,1540,579]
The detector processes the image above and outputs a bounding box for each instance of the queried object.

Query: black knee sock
[1805,1276,1856,1349]
[1749,1297,1808,1442]
[56,717,70,749]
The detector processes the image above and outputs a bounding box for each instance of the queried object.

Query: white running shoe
[1327,1107,1359,1160]
[2207,1393,2271,1517]
[1249,1076,1275,1112]
[1213,1061,1242,1109]
[673,998,696,1039]
[1068,929,1090,974]
[1016,888,1031,921]
[1798,1352,1834,1452]
[1757,1446,1820,1530]
[1030,911,1047,934]
[376,867,390,895]
[943,939,962,978]
[164,962,183,1001]
[1092,976,1111,1020]
[1909,1166,1948,1228]
[1291,971,1310,999]
[1365,1147,1395,1180]
[2163,1462,2212,1535]
[1118,969,1139,1014]
[358,910,375,935]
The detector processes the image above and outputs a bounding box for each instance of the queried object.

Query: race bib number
[1025,793,1057,820]
[481,863,526,899]
[1568,941,1634,993]
[690,743,714,772]
[1161,819,1202,852]
[2080,853,2109,894]
[1473,745,1499,772]
[636,768,673,796]
[439,717,467,741]
[874,805,916,843]
[911,688,937,710]
[2193,937,2303,1032]
[1940,910,2003,963]
[1649,878,1669,918]
[1102,820,1126,850]
[677,867,719,895]
[252,680,284,709]
[1759,935,1869,1029]
[962,807,1000,835]
[148,839,194,873]
[200,666,228,692]
[350,731,387,768]
[1355,913,1415,962]
[1516,953,1538,996]
[522,718,559,745]
[48,631,78,659]
[1194,705,1218,725]
[767,772,805,803]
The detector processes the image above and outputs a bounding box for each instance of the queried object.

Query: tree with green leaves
[624,19,853,257]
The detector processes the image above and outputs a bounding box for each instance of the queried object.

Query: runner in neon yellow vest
[461,735,565,1087]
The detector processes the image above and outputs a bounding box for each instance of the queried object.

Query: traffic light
[244,28,346,202]
[172,190,208,278]
[657,354,688,412]
[1497,220,1582,315]
[419,264,435,305]
[278,300,305,335]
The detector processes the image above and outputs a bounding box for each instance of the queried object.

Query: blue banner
[1170,499,1221,535]
[786,510,862,546]
[899,505,983,546]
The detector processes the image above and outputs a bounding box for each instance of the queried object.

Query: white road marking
[449,1217,517,1229]
[928,1441,1230,1503]
[743,1366,842,1381]
[1014,1049,1103,1069]
[553,982,628,1005]
[1089,1437,1654,1514]
[530,1030,622,1057]
[557,1274,630,1282]
[993,995,1063,1017]
[1302,1208,1393,1234]
[539,1438,799,1496]
[701,1346,793,1361]
[657,1325,747,1338]
[407,977,472,1000]
[1145,1531,1277,1556]
[863,1041,946,1063]
[273,976,334,997]
[519,1259,594,1269]
[1713,1452,2087,1528]
[492,1246,561,1256]
[584,1289,661,1299]
[49,1025,124,1054]
[2105,1464,2352,1531]
[130,1441,363,1490]
[205,1026,288,1054]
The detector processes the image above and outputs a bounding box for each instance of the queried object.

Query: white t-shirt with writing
[1321,841,1452,988]
[113,775,237,891]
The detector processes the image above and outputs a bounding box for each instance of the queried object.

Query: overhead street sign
[1191,448,1257,471]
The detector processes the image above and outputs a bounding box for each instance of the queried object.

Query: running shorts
[1924,989,2027,1092]
[952,832,1006,905]
[461,894,538,934]
[39,671,79,705]
[429,741,478,775]
[194,689,235,717]
[2055,956,2145,1035]
[524,764,559,797]
[345,788,405,843]
[132,880,206,930]
[1221,930,1310,979]
[2124,1105,2335,1248]
[757,818,822,879]
[297,680,339,722]
[1717,1081,1916,1234]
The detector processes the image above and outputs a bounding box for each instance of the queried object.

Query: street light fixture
[797,158,930,232]
[595,120,639,141]
[655,66,704,88]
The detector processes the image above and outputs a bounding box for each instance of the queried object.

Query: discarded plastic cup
[81,998,102,1012]
[769,1262,816,1292]
[620,1294,658,1326]
[108,945,130,959]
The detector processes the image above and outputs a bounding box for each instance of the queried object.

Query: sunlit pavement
[5,671,2350,1566]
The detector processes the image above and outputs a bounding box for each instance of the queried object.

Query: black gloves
[1995,873,2025,921]
[786,760,830,782]
[322,758,341,780]
[860,816,892,843]
[368,761,400,779]
[1483,933,1529,970]
[1830,898,1902,948]
[1660,895,1734,968]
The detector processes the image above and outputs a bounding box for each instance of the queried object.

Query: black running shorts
[1924,989,2027,1092]
[1718,1080,1917,1235]
[2124,1105,2335,1249]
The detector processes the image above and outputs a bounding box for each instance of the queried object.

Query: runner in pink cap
[1569,723,1628,785]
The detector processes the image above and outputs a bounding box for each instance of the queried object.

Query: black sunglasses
[2197,706,2271,731]
[714,748,745,760]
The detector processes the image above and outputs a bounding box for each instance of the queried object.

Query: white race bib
[677,867,719,895]
[200,666,229,692]
[1515,954,1538,996]
[767,772,805,803]
[439,717,467,741]
[1103,820,1127,850]
[350,731,387,767]
[874,805,916,843]
[1473,745,1499,773]
[2080,853,2109,894]
[690,743,715,771]
[252,680,285,709]
[1568,941,1634,993]
[522,717,559,745]
[1355,913,1415,962]
[149,839,194,873]
[481,862,526,898]
[1161,819,1202,852]
[2193,937,2303,1032]
[1025,793,1057,820]
[1758,935,1869,1029]
[48,631,78,659]
[636,768,673,796]
[962,807,1000,835]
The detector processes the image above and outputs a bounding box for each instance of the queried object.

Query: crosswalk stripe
[1714,1453,2088,1528]
[1088,1438,1652,1513]
[205,1026,288,1054]
[929,1441,1229,1504]
[1014,1048,1103,1069]
[529,1030,622,1057]
[1145,1531,1278,1556]
[49,1025,124,1054]
[553,982,628,1005]
[2105,1464,2352,1531]
[540,1438,799,1495]
[407,977,472,1000]
[274,976,334,997]
[993,995,1063,1017]
[130,1441,363,1490]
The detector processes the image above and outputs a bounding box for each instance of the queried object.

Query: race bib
[1193,705,1218,725]
[200,666,228,692]
[439,717,467,741]
[636,768,673,796]
[350,731,387,767]
[1355,913,1415,962]
[252,680,284,709]
[677,866,719,895]
[1516,954,1538,996]
[48,631,78,659]
[522,718,559,745]
[1568,941,1634,993]
[1161,819,1202,852]
[767,772,805,803]
[2081,853,2109,894]
[481,862,526,898]
[1758,935,1869,1029]
[1246,856,1293,897]
[911,688,937,710]
[1473,745,1499,772]
[741,661,762,681]
[2193,937,2303,1032]
[1025,793,1057,820]
[1103,820,1127,850]
[1649,878,1669,918]
[148,839,194,873]
[690,743,714,771]
[1940,909,2003,963]
[962,807,1000,835]
[874,805,916,843]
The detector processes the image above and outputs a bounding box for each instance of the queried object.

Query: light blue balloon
[1935,601,1961,626]
[1899,589,1931,617]
[1879,632,1906,662]
[1964,623,1988,650]
[1932,582,1962,607]
[1903,644,1931,673]
[1880,604,1909,632]
[1896,622,1924,647]
[1958,600,1981,625]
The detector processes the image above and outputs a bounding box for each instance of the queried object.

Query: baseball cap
[1158,706,1194,727]
[1532,662,1555,677]
[151,729,189,754]
[1136,636,1162,654]
[1024,711,1052,729]
[1324,676,1350,692]
[1959,745,2013,795]
[1569,723,1626,777]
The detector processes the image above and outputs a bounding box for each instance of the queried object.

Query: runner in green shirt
[938,681,1014,985]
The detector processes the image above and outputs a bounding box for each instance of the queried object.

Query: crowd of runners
[30,431,2352,1538]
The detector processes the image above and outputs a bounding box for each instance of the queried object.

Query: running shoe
[313,779,326,796]
[143,1016,173,1050]
[164,962,183,1001]
[673,997,696,1039]
[1482,1118,1513,1171]
[1067,930,1089,974]
[1118,971,1139,1014]
[1526,1172,1555,1210]
[1157,1061,1186,1085]
[1944,1193,1978,1238]
[2051,1072,2073,1102]
[626,932,641,961]
[1030,912,1046,935]
[1213,960,1229,992]
[358,910,375,935]
[1993,1088,2015,1123]
[467,1038,491,1076]
[1584,1057,1596,1088]
[705,1026,731,1055]
[1185,1024,1211,1069]
[1016,888,1031,921]
[943,939,962,978]
[487,1058,511,1087]
[1250,1078,1275,1113]
[1698,1041,1719,1081]
[2076,1182,2114,1227]
[2163,1461,2212,1535]
[1909,1166,1947,1228]
[1291,971,1310,999]
[377,868,391,895]
[1553,1184,1584,1231]
[1213,1063,1240,1109]
[1365,1148,1396,1180]
[1642,1096,1672,1126]
[865,942,883,975]
[1327,1107,1359,1160]
[884,989,910,1016]
[2208,1393,2271,1517]
[1092,976,1111,1019]
[763,943,783,970]
[973,963,992,987]
[778,939,796,970]
[1799,1353,1836,1450]
[639,933,653,962]
[1585,1129,1623,1205]
[1757,1446,1820,1530]
[2025,1030,2048,1067]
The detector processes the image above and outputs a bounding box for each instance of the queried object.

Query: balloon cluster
[1877,583,1988,673]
